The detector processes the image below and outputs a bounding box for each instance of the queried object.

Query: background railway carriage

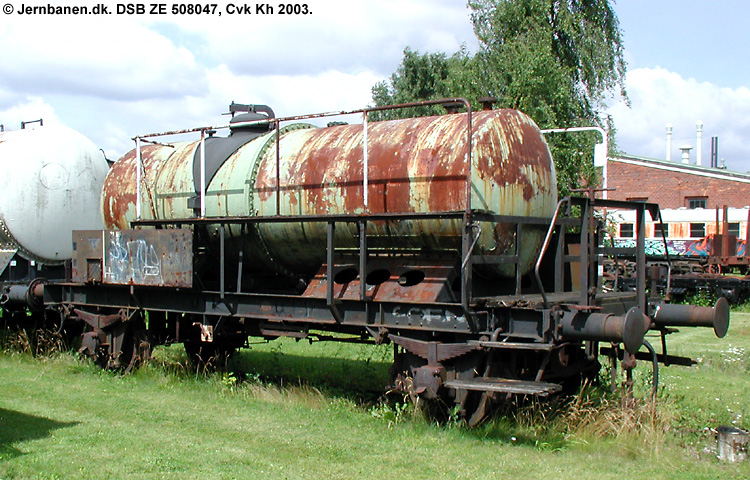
[608,206,750,303]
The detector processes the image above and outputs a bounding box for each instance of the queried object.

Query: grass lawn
[2,314,750,479]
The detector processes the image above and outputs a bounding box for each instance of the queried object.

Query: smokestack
[680,144,692,164]
[711,136,719,168]
[696,121,703,166]
[666,123,673,161]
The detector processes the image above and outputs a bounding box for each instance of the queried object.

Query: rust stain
[102,108,556,278]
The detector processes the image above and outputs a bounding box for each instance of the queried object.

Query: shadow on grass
[0,408,78,461]
[150,341,393,404]
[230,348,392,403]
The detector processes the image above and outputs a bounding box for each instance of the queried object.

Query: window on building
[627,197,648,202]
[620,223,634,238]
[686,197,707,209]
[729,223,741,237]
[690,222,706,238]
[653,223,669,237]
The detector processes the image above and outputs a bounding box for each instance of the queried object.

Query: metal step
[444,378,562,396]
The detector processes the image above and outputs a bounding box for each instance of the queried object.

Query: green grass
[2,315,750,479]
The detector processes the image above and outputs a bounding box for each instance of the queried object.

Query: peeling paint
[102,109,556,278]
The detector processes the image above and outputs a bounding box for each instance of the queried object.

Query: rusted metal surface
[652,296,729,337]
[559,306,647,354]
[444,378,562,396]
[252,109,555,276]
[103,108,555,280]
[102,143,179,229]
[72,229,193,287]
[302,258,456,304]
[390,335,479,364]
[71,230,104,283]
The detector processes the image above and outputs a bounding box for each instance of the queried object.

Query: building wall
[607,159,750,209]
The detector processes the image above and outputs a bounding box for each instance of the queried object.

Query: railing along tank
[101,105,557,278]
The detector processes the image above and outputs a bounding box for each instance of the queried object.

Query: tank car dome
[229,112,274,132]
[0,124,110,264]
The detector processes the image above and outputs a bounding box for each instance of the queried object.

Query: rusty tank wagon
[41,99,729,424]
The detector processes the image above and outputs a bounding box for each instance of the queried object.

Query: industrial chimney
[696,120,703,166]
[711,136,719,168]
[680,145,692,164]
[666,123,673,161]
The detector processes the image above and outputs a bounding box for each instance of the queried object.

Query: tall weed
[1,327,67,358]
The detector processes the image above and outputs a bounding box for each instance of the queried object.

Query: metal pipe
[135,137,142,219]
[642,339,659,401]
[460,223,482,271]
[131,98,474,140]
[657,209,673,300]
[666,123,673,162]
[652,297,729,338]
[696,120,703,166]
[363,111,369,211]
[534,197,569,309]
[541,126,608,198]
[636,204,646,312]
[200,129,206,217]
[0,285,35,309]
[275,118,281,216]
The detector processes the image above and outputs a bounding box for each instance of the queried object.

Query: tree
[370,47,478,121]
[371,0,627,195]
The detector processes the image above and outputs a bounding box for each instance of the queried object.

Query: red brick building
[607,154,750,209]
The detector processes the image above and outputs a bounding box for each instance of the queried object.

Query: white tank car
[0,124,110,264]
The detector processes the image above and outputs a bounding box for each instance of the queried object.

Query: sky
[1,0,748,173]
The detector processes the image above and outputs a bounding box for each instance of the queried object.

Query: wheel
[118,324,152,373]
[78,313,152,373]
[390,346,490,425]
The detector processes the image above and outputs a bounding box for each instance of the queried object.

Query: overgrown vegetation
[2,314,750,478]
[0,325,67,358]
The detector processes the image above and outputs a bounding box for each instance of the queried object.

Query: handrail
[534,197,571,309]
[461,223,482,271]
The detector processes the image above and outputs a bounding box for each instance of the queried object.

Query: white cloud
[4,3,748,180]
[0,0,476,161]
[0,97,61,130]
[608,67,750,172]
[0,16,206,100]
[143,0,476,77]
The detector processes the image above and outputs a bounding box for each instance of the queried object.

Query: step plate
[444,378,562,396]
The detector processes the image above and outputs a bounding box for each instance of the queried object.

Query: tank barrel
[652,297,729,338]
[560,307,647,354]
